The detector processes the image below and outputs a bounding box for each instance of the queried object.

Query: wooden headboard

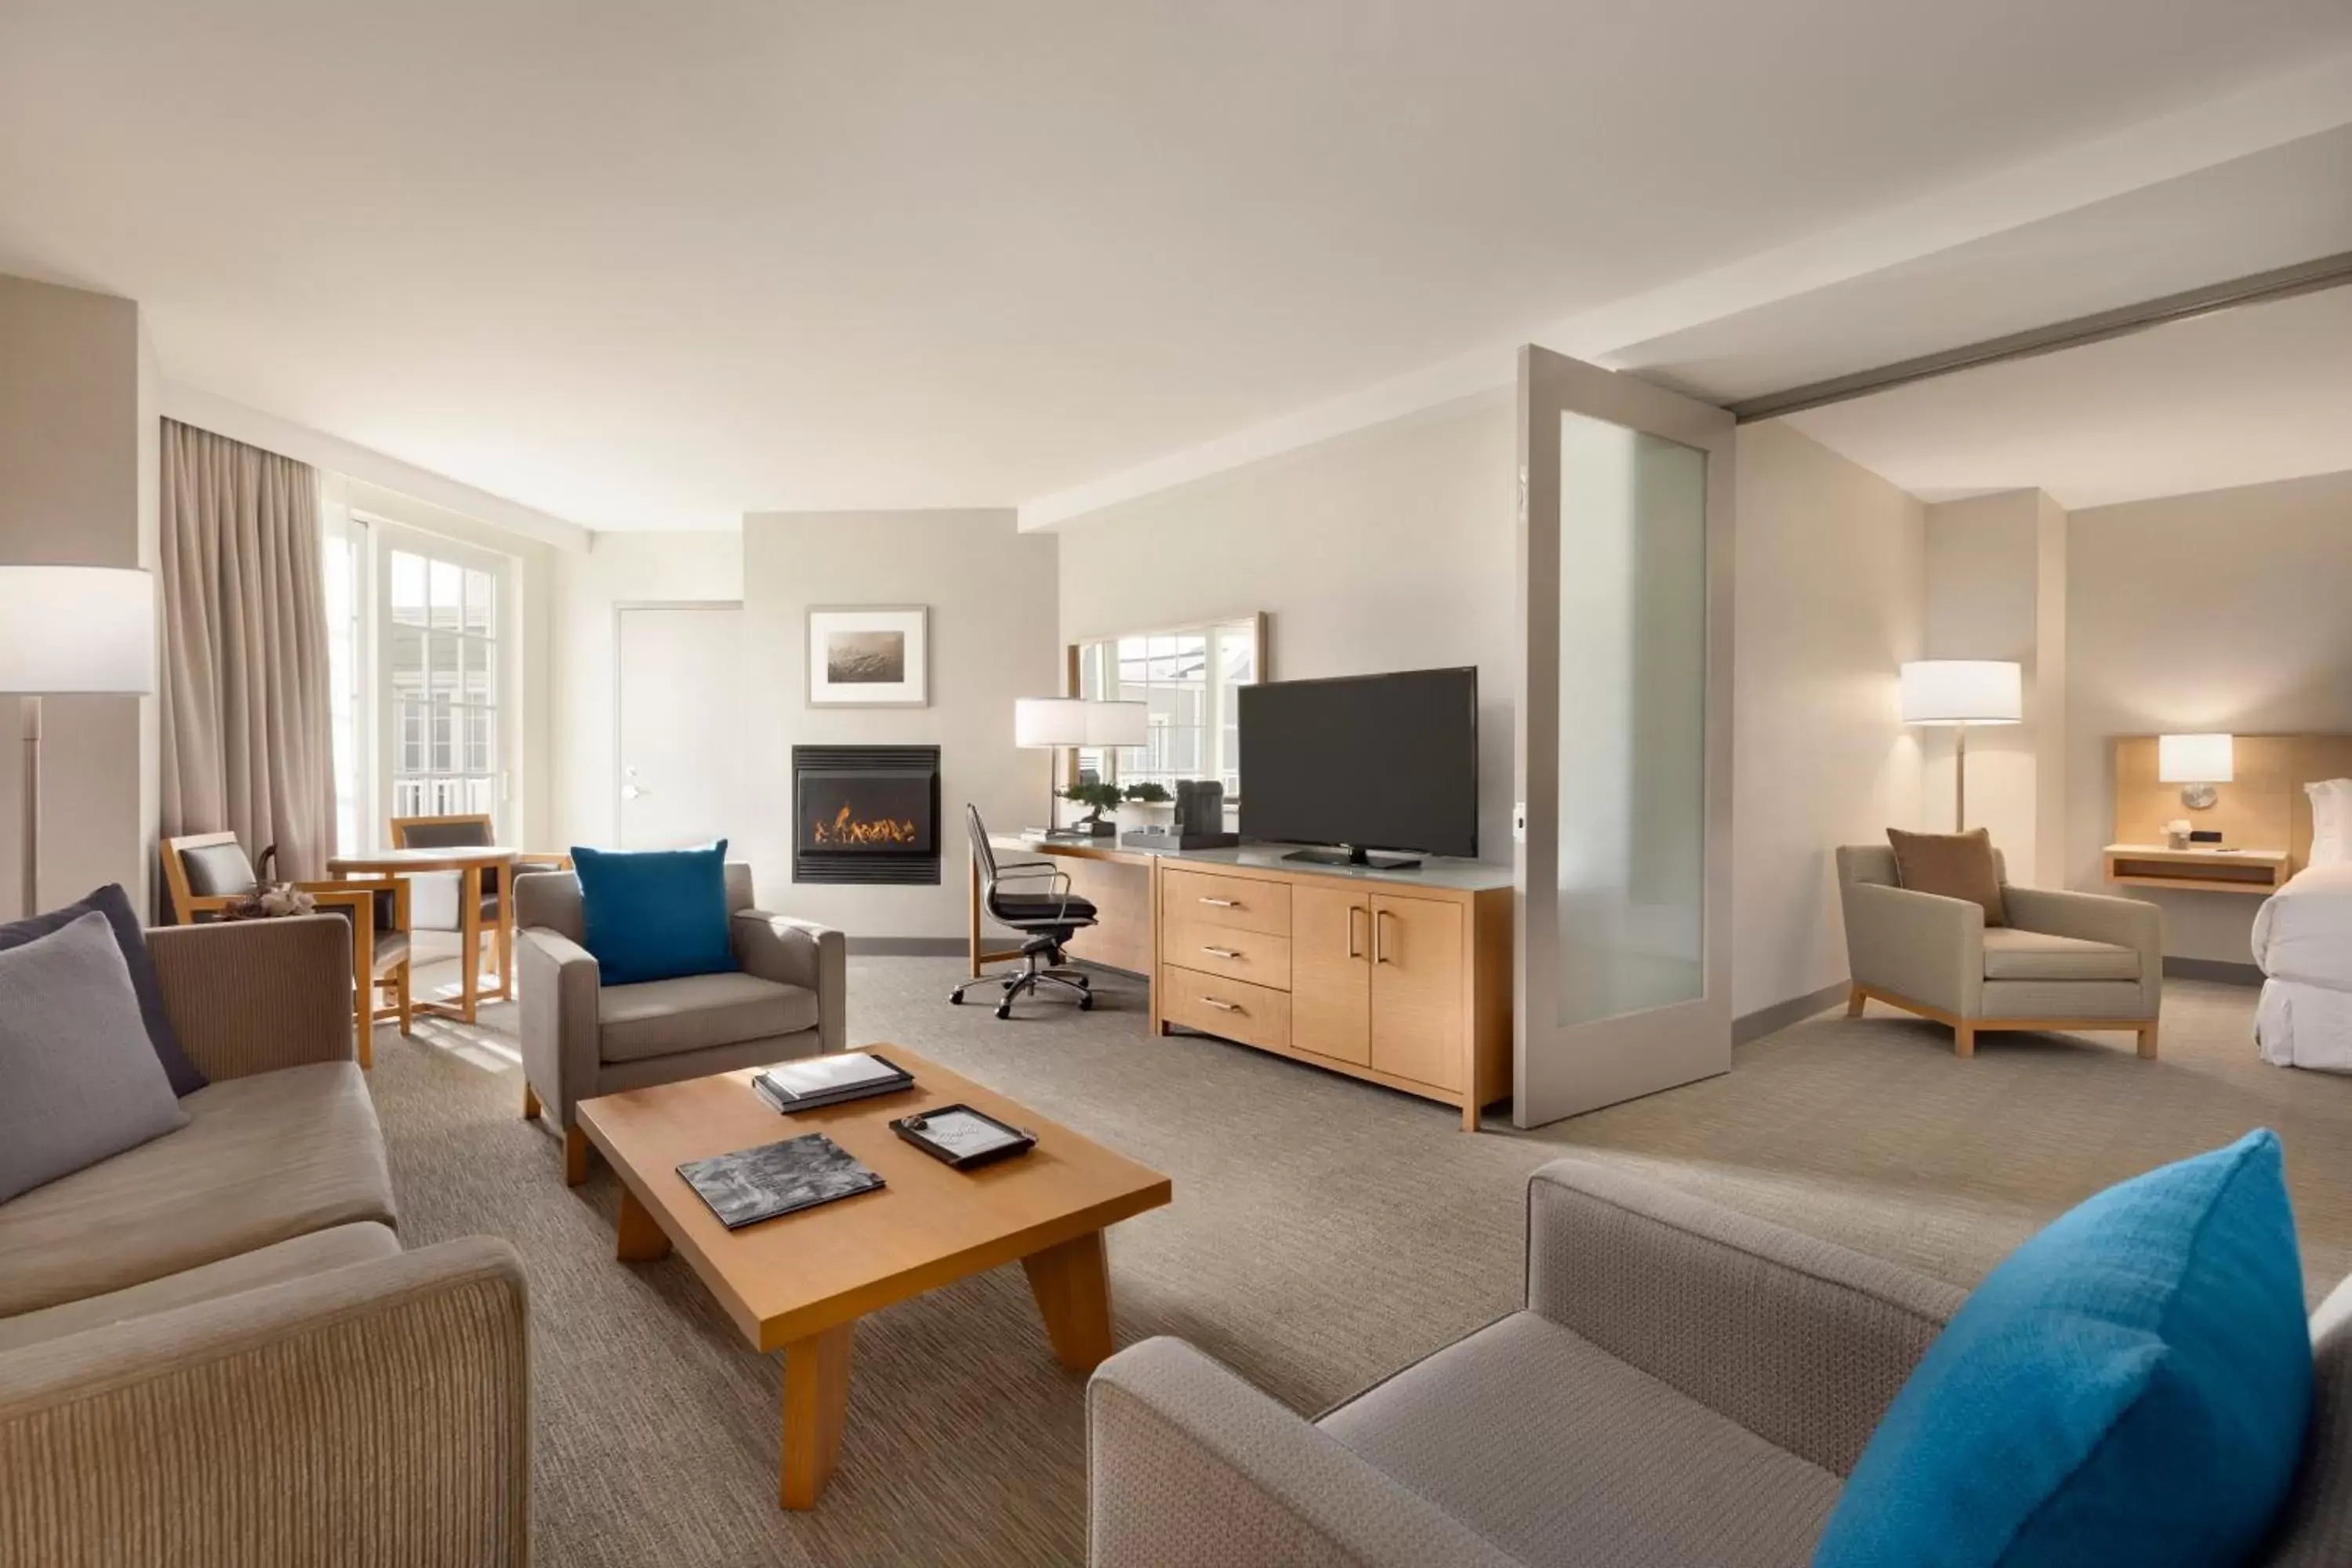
[2113,734,2352,873]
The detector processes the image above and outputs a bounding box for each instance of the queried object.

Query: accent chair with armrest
[161,830,411,1067]
[950,803,1098,1019]
[515,862,844,1185]
[1835,844,2162,1058]
[1088,1157,2352,1567]
[388,811,572,1004]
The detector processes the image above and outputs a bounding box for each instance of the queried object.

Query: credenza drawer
[1162,967,1291,1052]
[1162,917,1293,991]
[1161,867,1291,936]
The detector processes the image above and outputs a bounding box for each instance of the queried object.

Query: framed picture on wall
[807,605,929,707]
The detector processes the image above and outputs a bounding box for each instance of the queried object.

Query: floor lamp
[1900,659,2022,832]
[0,566,158,917]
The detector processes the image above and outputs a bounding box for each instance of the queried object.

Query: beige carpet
[371,959,2352,1566]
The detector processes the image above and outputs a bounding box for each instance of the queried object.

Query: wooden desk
[328,846,519,1023]
[969,834,1156,975]
[2103,843,2291,895]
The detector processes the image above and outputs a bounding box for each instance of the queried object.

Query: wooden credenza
[1152,858,1512,1130]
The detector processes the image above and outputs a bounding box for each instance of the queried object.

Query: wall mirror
[1068,613,1265,803]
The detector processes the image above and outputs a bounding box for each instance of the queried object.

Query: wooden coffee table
[573,1047,1172,1508]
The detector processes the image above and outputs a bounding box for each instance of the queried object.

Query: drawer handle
[1200,945,1243,960]
[1199,996,1243,1013]
[1198,896,1241,908]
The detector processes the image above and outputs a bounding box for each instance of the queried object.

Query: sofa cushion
[0,911,191,1204]
[0,1221,398,1352]
[0,1061,396,1318]
[1886,826,2007,927]
[1815,1128,2311,1568]
[572,840,738,985]
[0,884,205,1094]
[1319,1310,1841,1567]
[598,971,821,1064]
[1980,927,2140,982]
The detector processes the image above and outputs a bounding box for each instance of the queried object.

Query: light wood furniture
[573,1049,1171,1509]
[2103,844,2291,895]
[327,846,519,1025]
[386,814,571,1004]
[161,831,412,1068]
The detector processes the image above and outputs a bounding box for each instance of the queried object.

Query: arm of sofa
[1088,1338,1524,1568]
[0,1236,528,1566]
[146,916,355,1081]
[2002,885,2165,1008]
[1841,880,1984,1017]
[517,924,601,1129]
[734,910,846,1055]
[1523,1159,1965,1478]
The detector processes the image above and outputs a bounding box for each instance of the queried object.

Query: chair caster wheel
[1080,992,1094,1011]
[995,1004,1012,1021]
[949,991,964,1005]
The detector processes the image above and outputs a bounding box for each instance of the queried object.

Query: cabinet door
[1290,883,1370,1065]
[1370,895,1465,1090]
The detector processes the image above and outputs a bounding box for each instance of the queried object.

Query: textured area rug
[368,959,2350,1566]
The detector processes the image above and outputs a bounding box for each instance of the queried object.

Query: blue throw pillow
[1815,1128,2312,1568]
[569,841,738,986]
[0,884,206,1095]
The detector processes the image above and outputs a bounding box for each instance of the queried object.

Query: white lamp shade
[1899,660,2021,725]
[0,566,156,694]
[2158,733,2234,785]
[1083,699,1148,748]
[1014,697,1087,749]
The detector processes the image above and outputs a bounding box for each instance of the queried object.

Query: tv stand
[1283,844,1423,871]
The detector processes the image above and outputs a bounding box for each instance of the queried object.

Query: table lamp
[1014,697,1148,835]
[2158,733,2233,811]
[1900,659,2022,832]
[0,565,158,916]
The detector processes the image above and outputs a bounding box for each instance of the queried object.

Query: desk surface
[989,832,1514,892]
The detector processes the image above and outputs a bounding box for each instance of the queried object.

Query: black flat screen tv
[1239,667,1478,866]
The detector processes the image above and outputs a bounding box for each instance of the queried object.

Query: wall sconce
[2158,733,2234,810]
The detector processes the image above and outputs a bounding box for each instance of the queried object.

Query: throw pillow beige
[1886,827,2008,927]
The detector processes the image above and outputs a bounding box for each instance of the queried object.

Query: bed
[2255,777,2352,1072]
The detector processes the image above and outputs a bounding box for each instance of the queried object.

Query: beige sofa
[1088,1159,2352,1566]
[516,863,844,1185]
[1836,844,2164,1058]
[0,916,529,1567]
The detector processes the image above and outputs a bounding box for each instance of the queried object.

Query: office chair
[951,804,1099,1019]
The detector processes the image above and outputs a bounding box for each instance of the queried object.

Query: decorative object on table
[2165,817,2194,849]
[1014,695,1147,831]
[1058,779,1171,837]
[0,565,157,917]
[891,1103,1037,1170]
[1131,778,1240,849]
[675,1131,884,1229]
[753,1051,914,1113]
[2158,731,2234,811]
[212,845,319,920]
[1899,659,2023,831]
[569,840,738,984]
[806,605,928,707]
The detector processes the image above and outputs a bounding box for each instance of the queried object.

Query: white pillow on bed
[2309,779,2352,866]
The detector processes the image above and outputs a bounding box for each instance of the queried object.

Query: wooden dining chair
[160,831,412,1067]
[387,813,571,1002]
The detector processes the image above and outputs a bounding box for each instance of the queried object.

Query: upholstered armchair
[1835,845,2162,1059]
[514,863,844,1184]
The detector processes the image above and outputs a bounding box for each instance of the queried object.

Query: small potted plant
[1059,780,1171,837]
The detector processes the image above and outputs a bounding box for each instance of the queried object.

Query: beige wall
[2066,467,2352,962]
[0,274,154,918]
[1055,394,1519,856]
[1733,421,1928,1017]
[742,510,1058,938]
[549,530,745,851]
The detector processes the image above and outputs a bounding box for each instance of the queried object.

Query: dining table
[326,845,524,1024]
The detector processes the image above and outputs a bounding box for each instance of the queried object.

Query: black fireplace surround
[792,745,942,885]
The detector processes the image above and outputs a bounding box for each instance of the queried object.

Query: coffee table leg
[1022,1229,1115,1372]
[615,1185,671,1262]
[780,1321,855,1510]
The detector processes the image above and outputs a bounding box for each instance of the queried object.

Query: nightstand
[2103,843,2290,895]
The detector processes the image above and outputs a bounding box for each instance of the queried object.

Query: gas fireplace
[792,745,941,885]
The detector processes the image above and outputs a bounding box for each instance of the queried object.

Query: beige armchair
[515,863,845,1184]
[1835,844,2162,1058]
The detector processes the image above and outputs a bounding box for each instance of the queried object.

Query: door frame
[611,600,745,846]
[1515,346,1736,1126]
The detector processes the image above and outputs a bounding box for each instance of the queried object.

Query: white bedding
[2252,862,2352,992]
[2258,977,2352,1074]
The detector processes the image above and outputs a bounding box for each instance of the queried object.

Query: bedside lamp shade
[1899,661,2022,726]
[0,566,156,695]
[2158,733,2234,785]
[1014,697,1087,749]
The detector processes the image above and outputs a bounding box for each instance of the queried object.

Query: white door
[616,604,745,850]
[1515,347,1735,1125]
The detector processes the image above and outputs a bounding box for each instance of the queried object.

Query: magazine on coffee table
[753,1051,914,1113]
[676,1132,884,1229]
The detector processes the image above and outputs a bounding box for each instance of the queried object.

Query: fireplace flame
[811,802,920,848]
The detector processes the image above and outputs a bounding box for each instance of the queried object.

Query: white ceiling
[1784,283,2352,510]
[3,1,2350,531]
